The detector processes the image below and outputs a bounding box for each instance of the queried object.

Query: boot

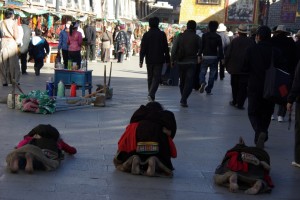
[25,153,34,174]
[131,155,141,175]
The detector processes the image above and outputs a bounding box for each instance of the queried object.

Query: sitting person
[113,102,177,177]
[6,124,76,174]
[214,137,274,194]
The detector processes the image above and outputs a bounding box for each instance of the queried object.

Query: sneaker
[271,115,275,120]
[91,60,97,63]
[256,132,267,149]
[292,161,300,168]
[278,116,284,122]
[199,83,206,93]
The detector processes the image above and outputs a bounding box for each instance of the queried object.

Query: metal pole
[56,0,59,12]
[115,0,119,20]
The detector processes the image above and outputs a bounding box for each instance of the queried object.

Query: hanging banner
[281,0,297,22]
[225,0,256,24]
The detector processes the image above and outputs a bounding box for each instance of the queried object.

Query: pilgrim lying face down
[113,102,177,177]
[6,124,77,174]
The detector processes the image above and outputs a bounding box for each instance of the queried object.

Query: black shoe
[256,132,267,149]
[147,96,154,102]
[229,101,236,107]
[22,72,28,75]
[236,105,245,110]
[199,83,206,93]
[180,103,188,107]
[2,83,8,86]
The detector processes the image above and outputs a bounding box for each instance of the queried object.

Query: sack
[263,52,291,105]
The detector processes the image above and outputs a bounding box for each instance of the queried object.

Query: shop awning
[21,7,49,15]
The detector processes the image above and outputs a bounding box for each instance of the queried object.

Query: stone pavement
[0,56,299,200]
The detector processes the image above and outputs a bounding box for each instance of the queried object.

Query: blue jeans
[199,58,218,93]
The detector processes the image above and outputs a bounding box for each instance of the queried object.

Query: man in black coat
[243,26,282,149]
[85,21,97,62]
[139,17,170,102]
[171,20,201,107]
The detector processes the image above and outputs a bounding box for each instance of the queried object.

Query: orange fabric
[118,123,139,153]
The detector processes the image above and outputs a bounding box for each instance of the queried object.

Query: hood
[31,36,44,46]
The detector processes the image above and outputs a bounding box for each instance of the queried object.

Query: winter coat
[58,29,69,51]
[140,27,170,65]
[68,30,82,51]
[288,61,300,103]
[19,24,31,54]
[85,25,96,45]
[171,29,201,64]
[28,36,49,59]
[200,31,224,59]
[225,35,255,75]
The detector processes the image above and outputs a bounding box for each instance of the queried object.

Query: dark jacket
[200,31,224,59]
[130,105,177,170]
[271,33,297,77]
[85,25,96,45]
[28,36,49,60]
[243,40,283,96]
[19,24,31,54]
[140,27,170,65]
[225,35,255,74]
[288,61,300,103]
[171,29,201,64]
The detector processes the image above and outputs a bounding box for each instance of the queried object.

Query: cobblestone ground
[0,56,299,200]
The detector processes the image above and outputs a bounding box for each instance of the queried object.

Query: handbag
[263,50,291,105]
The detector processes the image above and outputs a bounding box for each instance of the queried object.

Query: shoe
[236,105,245,110]
[2,83,8,86]
[22,72,28,75]
[256,132,267,149]
[229,101,236,107]
[180,102,188,107]
[147,96,154,102]
[278,116,284,122]
[292,161,300,168]
[271,115,275,120]
[91,60,97,63]
[199,83,206,93]
[206,92,213,95]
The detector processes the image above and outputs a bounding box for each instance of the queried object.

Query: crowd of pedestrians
[138,17,300,172]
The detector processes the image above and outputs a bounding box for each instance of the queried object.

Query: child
[6,124,76,174]
[28,28,49,76]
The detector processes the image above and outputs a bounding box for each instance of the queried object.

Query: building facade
[179,0,300,30]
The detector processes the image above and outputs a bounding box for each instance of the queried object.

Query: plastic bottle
[57,80,65,97]
[67,60,72,70]
[70,82,77,97]
[46,81,54,97]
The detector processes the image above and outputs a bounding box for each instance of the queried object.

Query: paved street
[0,55,299,200]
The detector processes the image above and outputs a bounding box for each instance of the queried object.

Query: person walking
[85,21,97,62]
[115,24,129,63]
[287,61,300,168]
[225,24,255,110]
[28,29,49,76]
[0,8,21,86]
[199,21,223,95]
[171,20,201,107]
[271,25,297,122]
[243,26,283,149]
[19,18,31,75]
[58,21,71,69]
[68,22,82,69]
[216,23,230,80]
[139,17,170,102]
[100,26,113,63]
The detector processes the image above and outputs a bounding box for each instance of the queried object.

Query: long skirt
[0,38,20,85]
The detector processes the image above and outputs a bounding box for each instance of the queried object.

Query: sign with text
[225,0,256,24]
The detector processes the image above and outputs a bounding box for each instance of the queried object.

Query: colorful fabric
[118,122,139,153]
